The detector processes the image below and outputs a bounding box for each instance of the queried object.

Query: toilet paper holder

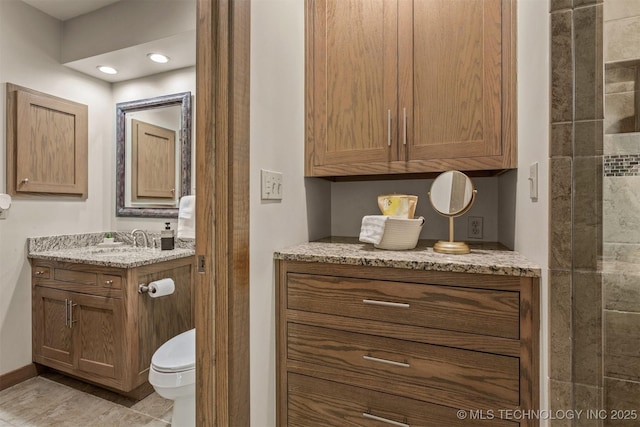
[138,277,175,297]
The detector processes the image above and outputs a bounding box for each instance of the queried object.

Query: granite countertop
[274,237,541,278]
[28,232,195,269]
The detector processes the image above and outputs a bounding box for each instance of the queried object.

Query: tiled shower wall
[602,1,640,426]
[550,0,604,426]
[551,1,640,426]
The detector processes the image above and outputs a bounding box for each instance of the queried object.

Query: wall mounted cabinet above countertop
[5,83,88,197]
[305,0,517,178]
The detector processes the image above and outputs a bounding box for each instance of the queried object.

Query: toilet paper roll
[148,278,175,298]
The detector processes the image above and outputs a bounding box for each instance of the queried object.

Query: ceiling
[20,0,195,83]
[21,0,122,21]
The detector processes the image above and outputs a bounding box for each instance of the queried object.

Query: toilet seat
[151,328,195,373]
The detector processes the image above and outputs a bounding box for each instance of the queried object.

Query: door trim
[196,0,251,425]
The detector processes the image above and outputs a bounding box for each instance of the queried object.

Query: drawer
[287,273,520,339]
[53,268,97,285]
[101,274,122,290]
[34,265,122,298]
[287,323,520,406]
[32,266,50,279]
[287,373,516,427]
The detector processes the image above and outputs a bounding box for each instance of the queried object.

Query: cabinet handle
[34,271,43,276]
[387,109,391,147]
[403,107,407,146]
[362,412,410,427]
[363,354,410,368]
[21,178,29,184]
[65,298,69,327]
[69,301,78,326]
[105,280,114,285]
[362,299,410,309]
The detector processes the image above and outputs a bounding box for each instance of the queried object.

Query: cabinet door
[33,286,74,367]
[71,292,123,381]
[307,0,398,173]
[400,0,506,164]
[7,84,88,197]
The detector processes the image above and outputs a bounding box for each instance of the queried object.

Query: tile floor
[0,375,172,426]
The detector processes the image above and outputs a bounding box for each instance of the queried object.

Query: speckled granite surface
[28,232,195,268]
[274,237,541,277]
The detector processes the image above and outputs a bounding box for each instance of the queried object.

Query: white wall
[0,0,182,377]
[250,1,551,425]
[250,1,331,425]
[511,0,550,423]
[0,0,113,375]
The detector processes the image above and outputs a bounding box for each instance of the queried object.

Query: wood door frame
[196,1,250,426]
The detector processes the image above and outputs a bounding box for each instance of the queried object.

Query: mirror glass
[429,170,475,216]
[116,92,192,218]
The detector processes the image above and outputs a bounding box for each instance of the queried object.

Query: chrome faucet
[131,229,150,248]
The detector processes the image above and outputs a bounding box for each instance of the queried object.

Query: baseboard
[0,363,41,391]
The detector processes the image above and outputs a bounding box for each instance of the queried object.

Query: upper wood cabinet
[305,0,516,178]
[6,83,88,197]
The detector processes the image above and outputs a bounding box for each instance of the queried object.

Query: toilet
[149,328,196,427]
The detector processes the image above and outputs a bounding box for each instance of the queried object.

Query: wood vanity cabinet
[305,0,516,177]
[277,261,540,427]
[31,257,194,397]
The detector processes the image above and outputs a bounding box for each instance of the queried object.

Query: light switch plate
[261,169,283,200]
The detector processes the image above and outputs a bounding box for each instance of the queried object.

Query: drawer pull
[105,280,114,285]
[34,271,44,276]
[65,298,69,327]
[363,354,410,368]
[363,412,410,427]
[362,299,410,309]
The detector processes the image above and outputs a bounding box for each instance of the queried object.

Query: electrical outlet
[261,169,283,200]
[468,216,483,239]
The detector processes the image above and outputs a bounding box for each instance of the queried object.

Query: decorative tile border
[604,154,640,176]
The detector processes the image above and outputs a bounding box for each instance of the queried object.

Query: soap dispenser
[161,222,175,250]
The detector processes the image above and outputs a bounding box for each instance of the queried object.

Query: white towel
[177,195,196,239]
[359,215,388,245]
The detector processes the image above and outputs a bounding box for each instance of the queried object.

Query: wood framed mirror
[116,91,192,218]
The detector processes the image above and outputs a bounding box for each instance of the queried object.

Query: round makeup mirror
[428,171,477,254]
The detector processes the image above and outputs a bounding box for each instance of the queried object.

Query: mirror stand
[428,170,477,255]
[433,216,471,254]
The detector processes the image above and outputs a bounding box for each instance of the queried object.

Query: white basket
[375,217,425,250]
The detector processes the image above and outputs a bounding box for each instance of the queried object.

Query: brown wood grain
[287,272,521,339]
[288,373,517,427]
[288,322,520,405]
[196,0,251,425]
[305,0,517,178]
[73,291,121,380]
[31,257,194,395]
[310,0,396,169]
[277,260,540,426]
[6,83,88,197]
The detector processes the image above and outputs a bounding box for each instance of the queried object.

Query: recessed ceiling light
[97,65,118,75]
[148,53,170,64]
